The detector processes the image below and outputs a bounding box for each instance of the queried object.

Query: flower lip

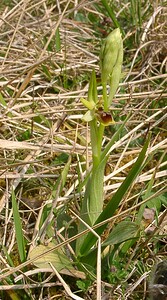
[96,107,115,126]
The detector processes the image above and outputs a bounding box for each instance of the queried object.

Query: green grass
[0,1,166,299]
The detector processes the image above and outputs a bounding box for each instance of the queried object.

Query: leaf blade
[12,189,26,262]
[79,135,150,257]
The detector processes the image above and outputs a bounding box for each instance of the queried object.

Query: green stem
[90,120,98,166]
[90,120,104,169]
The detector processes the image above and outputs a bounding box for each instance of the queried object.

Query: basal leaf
[103,221,139,246]
[79,135,150,257]
[29,243,72,271]
[29,243,85,278]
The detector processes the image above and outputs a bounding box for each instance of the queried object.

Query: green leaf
[42,65,52,80]
[29,243,72,271]
[81,156,108,226]
[0,92,7,106]
[100,0,123,34]
[78,135,150,257]
[88,69,98,104]
[2,245,14,267]
[29,243,86,279]
[147,196,161,212]
[103,221,139,246]
[52,153,69,165]
[76,154,107,253]
[76,117,128,254]
[88,157,107,224]
[34,114,51,127]
[17,129,31,141]
[0,92,13,117]
[158,193,167,206]
[12,189,26,262]
[55,27,61,51]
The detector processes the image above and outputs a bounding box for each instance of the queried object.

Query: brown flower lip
[96,107,115,126]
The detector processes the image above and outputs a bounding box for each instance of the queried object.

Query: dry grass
[0,1,167,299]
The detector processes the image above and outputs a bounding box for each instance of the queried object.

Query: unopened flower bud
[100,28,123,108]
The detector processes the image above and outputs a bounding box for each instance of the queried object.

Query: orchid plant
[27,28,149,287]
[76,28,124,250]
[76,28,149,262]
